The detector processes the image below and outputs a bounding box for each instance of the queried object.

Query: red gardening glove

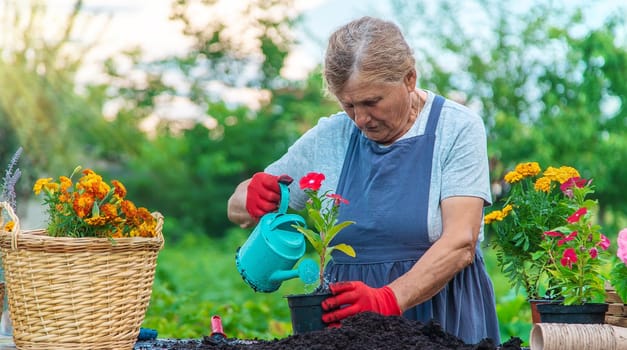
[245,172,293,220]
[321,281,401,324]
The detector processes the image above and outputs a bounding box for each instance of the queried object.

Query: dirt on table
[136,312,523,350]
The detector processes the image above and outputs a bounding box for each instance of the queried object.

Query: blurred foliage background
[0,0,625,345]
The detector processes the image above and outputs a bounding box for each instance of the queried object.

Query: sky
[39,0,395,81]
[37,0,622,83]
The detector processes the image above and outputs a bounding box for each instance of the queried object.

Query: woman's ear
[404,69,417,91]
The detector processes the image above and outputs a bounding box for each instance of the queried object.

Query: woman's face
[336,71,417,145]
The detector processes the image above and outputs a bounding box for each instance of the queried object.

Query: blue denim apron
[326,95,500,344]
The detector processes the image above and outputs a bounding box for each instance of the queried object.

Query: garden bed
[135,312,523,349]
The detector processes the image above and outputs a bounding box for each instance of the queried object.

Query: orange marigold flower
[514,162,541,177]
[111,228,124,239]
[4,221,14,232]
[121,200,137,218]
[58,192,71,203]
[85,215,107,226]
[73,193,95,218]
[100,203,118,219]
[59,176,72,192]
[534,177,552,193]
[111,180,127,200]
[504,171,524,184]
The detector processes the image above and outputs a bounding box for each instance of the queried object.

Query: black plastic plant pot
[536,302,608,324]
[286,292,332,334]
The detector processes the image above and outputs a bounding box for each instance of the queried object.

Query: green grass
[143,232,533,345]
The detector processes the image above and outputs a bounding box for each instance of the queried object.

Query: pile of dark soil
[136,312,523,350]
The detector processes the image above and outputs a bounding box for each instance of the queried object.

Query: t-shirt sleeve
[265,112,352,210]
[439,104,492,206]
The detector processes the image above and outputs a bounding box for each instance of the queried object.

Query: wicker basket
[0,202,164,350]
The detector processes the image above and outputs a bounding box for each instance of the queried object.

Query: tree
[102,0,339,237]
[391,0,626,227]
[0,0,143,180]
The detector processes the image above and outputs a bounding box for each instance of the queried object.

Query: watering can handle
[278,182,290,214]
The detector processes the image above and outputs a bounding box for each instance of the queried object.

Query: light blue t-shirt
[265,90,492,242]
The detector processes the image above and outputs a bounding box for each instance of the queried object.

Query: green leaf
[293,226,323,253]
[323,220,355,246]
[329,243,356,258]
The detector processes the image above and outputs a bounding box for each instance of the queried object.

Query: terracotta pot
[529,299,554,324]
[286,292,331,334]
[536,302,608,324]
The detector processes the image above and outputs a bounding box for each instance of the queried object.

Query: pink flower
[299,172,325,191]
[598,234,610,251]
[560,177,589,198]
[327,193,349,206]
[567,207,587,224]
[544,231,564,238]
[617,228,627,265]
[560,177,587,192]
[589,247,598,259]
[561,248,578,269]
[557,231,577,246]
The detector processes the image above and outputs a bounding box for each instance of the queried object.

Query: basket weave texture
[0,202,164,350]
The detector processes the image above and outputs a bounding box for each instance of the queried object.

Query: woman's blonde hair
[323,16,416,95]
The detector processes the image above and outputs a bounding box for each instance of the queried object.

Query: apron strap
[425,95,445,135]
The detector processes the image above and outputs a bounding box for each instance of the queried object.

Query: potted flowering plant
[287,171,355,334]
[292,172,356,289]
[485,162,580,302]
[0,166,164,349]
[535,176,611,323]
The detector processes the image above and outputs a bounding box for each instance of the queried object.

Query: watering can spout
[268,258,319,285]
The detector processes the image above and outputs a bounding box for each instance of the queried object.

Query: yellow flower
[4,221,14,232]
[515,162,541,177]
[543,166,581,184]
[484,205,512,225]
[504,171,524,184]
[555,166,580,184]
[85,215,107,226]
[33,178,53,195]
[534,176,552,193]
[59,176,72,192]
[501,204,513,216]
[33,166,157,239]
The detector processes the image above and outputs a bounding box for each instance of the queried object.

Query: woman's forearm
[388,196,483,311]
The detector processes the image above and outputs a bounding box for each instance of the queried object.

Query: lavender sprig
[0,147,23,212]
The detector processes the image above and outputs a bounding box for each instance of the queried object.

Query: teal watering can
[236,181,319,293]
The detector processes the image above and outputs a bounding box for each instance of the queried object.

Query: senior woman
[227,16,500,344]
